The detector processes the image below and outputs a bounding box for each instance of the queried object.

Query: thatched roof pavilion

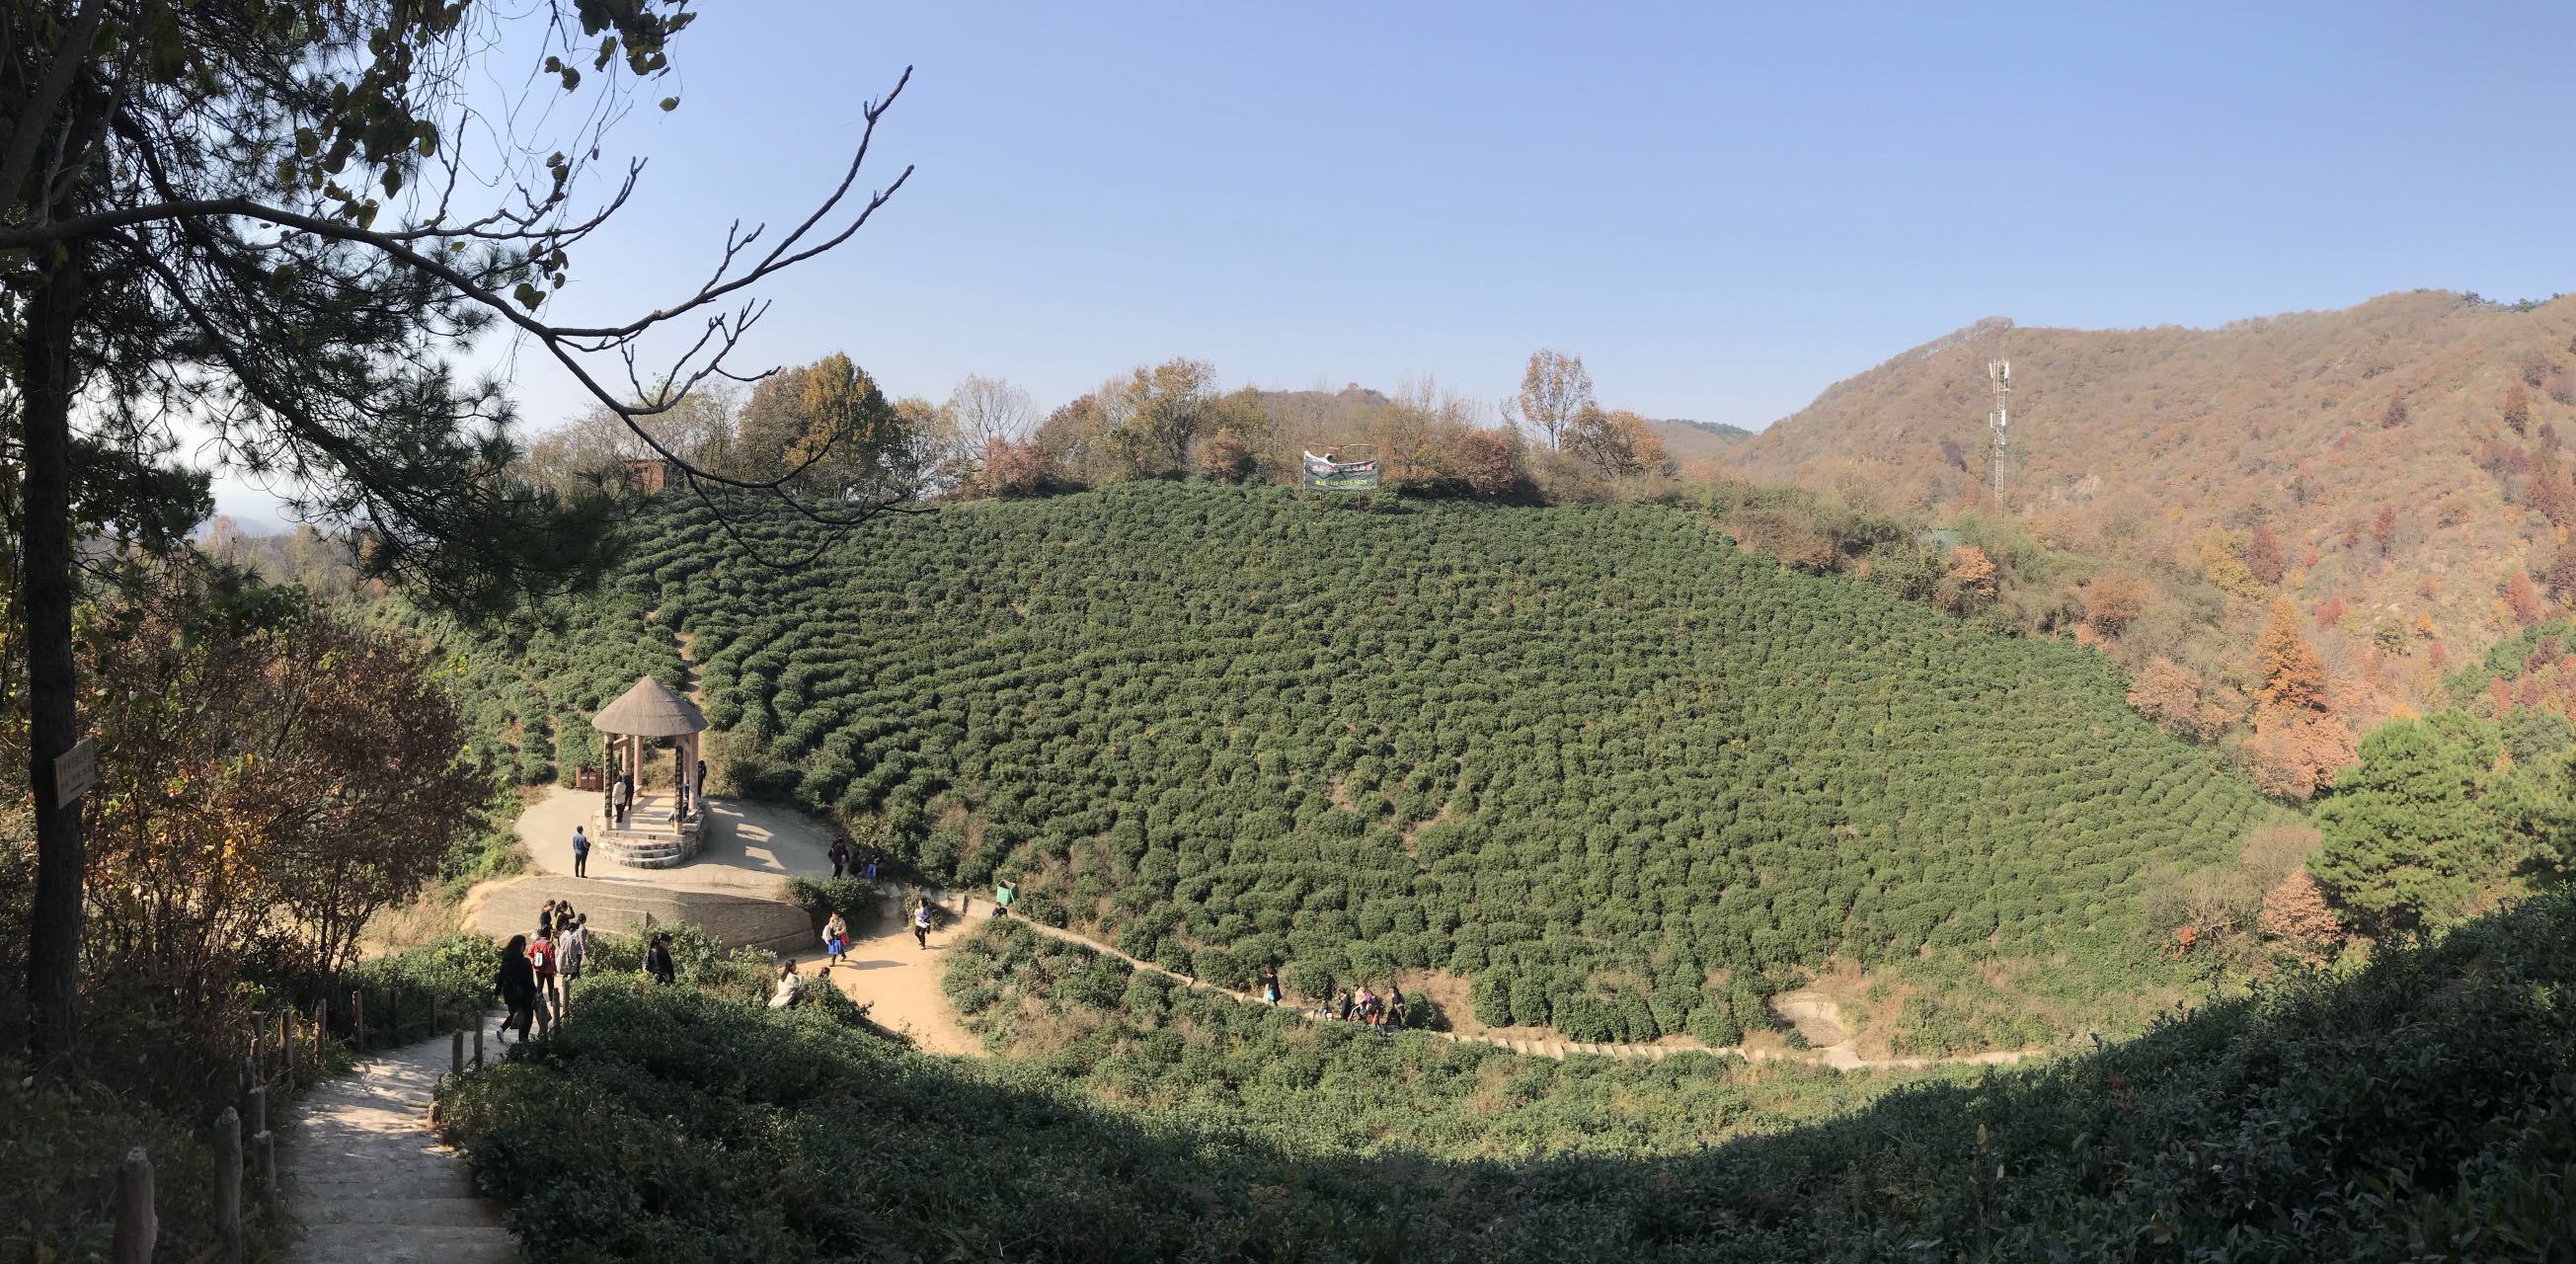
[591,676,709,828]
[591,675,707,738]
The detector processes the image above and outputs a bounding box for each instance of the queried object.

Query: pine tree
[2311,719,2496,931]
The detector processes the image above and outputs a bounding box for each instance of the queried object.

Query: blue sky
[216,1,2576,521]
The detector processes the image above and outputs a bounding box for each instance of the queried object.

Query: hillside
[1729,289,2576,718]
[432,483,2271,1049]
[1646,416,1756,464]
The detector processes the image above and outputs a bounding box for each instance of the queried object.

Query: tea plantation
[428,482,2268,1044]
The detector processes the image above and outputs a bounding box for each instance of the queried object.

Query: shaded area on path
[279,1021,515,1264]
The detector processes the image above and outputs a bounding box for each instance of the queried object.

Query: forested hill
[432,483,2269,1047]
[1728,290,2576,714]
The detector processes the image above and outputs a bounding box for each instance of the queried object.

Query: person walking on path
[1260,966,1281,1005]
[493,935,537,1045]
[827,836,851,880]
[560,914,588,1007]
[528,931,561,1034]
[644,931,676,986]
[534,899,557,945]
[1335,988,1356,1023]
[912,899,933,951]
[571,826,591,879]
[821,911,849,970]
[1386,982,1407,1031]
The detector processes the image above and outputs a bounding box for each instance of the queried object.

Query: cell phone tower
[1987,359,2012,499]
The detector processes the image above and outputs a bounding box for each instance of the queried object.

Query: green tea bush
[416,483,2270,1046]
[441,897,2576,1262]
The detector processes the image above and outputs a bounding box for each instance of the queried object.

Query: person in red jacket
[527,931,561,1034]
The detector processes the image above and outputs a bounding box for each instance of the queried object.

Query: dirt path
[952,905,2043,1072]
[797,897,981,1057]
[279,1023,516,1263]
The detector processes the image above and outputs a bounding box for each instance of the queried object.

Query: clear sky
[214,1,2576,522]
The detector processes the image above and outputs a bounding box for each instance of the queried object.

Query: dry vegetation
[1731,289,2576,728]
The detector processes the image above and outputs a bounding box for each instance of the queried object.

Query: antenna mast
[1987,359,2012,499]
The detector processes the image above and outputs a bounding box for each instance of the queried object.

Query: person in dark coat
[827,836,851,880]
[644,932,677,986]
[494,934,538,1044]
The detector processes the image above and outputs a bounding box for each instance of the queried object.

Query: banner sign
[1301,451,1379,491]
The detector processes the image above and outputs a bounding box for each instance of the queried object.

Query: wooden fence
[109,985,494,1263]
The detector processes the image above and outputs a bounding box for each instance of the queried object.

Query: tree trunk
[22,235,87,1075]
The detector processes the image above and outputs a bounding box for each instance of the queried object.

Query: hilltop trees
[1563,406,1673,478]
[0,0,917,1071]
[1516,350,1594,449]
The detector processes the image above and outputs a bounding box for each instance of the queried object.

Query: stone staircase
[282,1024,517,1264]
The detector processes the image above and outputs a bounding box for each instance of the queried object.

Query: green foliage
[429,483,2266,1043]
[444,898,2576,1261]
[2313,716,2518,930]
[784,875,878,931]
[348,932,503,1021]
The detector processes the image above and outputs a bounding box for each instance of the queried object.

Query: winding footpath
[278,1025,517,1264]
[933,897,2041,1072]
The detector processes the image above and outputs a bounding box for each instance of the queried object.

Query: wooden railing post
[451,1029,464,1075]
[250,1012,268,1084]
[111,1146,154,1264]
[389,988,402,1048]
[214,1107,243,1263]
[473,1023,484,1070]
[281,1007,298,1089]
[352,989,365,1053]
[254,1128,277,1224]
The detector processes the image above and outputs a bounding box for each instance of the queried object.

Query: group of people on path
[825,835,883,882]
[493,898,590,1044]
[1256,965,1409,1032]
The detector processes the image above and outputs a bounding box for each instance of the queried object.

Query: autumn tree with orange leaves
[2241,598,2358,799]
[59,562,487,1020]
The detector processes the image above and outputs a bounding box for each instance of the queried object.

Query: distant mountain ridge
[1728,288,2576,715]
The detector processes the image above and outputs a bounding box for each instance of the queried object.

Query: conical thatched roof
[590,675,707,737]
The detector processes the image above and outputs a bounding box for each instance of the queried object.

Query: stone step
[298,1195,505,1228]
[291,1221,519,1264]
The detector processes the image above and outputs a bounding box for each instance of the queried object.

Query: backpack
[529,941,555,974]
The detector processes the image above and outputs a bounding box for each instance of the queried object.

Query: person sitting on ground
[769,960,804,1009]
[493,934,537,1045]
[644,931,676,986]
[822,911,848,970]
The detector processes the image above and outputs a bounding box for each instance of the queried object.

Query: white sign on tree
[52,737,97,809]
